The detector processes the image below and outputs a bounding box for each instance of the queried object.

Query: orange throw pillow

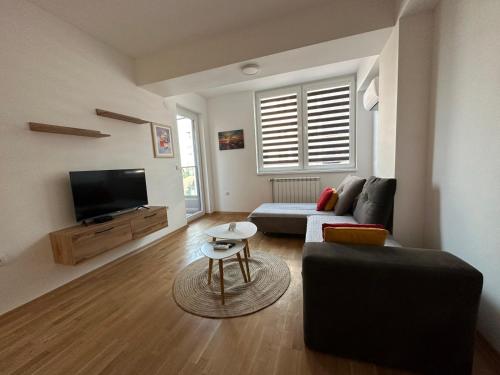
[316,187,333,211]
[323,227,388,246]
[323,188,339,211]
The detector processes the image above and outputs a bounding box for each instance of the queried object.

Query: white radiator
[270,177,320,203]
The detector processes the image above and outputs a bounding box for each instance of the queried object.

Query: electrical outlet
[0,253,8,266]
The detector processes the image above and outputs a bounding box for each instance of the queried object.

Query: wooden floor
[1,213,499,375]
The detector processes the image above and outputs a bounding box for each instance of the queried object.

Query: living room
[0,0,499,374]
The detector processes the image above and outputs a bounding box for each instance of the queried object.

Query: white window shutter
[257,89,301,170]
[304,82,352,167]
[255,76,355,173]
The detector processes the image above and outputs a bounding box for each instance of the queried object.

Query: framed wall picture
[218,129,244,150]
[151,123,174,158]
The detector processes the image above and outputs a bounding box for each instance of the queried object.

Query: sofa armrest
[302,242,483,375]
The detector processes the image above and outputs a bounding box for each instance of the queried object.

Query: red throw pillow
[316,187,333,211]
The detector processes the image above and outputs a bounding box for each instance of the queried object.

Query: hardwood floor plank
[0,213,498,375]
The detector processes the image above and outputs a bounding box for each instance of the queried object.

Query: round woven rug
[173,250,290,318]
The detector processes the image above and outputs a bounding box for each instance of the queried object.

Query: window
[257,87,301,169]
[255,76,355,173]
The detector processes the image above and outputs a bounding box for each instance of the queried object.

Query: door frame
[176,106,205,222]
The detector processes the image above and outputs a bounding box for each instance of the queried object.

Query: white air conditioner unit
[363,77,379,111]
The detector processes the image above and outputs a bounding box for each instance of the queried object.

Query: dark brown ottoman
[302,242,483,375]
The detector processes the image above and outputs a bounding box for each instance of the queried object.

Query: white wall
[0,0,186,315]
[207,90,373,212]
[356,55,379,91]
[375,13,433,247]
[375,25,399,178]
[393,12,433,247]
[425,0,500,351]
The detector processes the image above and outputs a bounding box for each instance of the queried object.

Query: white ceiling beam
[135,1,397,86]
[140,28,392,98]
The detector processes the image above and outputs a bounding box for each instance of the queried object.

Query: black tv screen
[69,169,148,222]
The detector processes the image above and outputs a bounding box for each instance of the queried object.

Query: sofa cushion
[306,215,401,246]
[323,227,388,246]
[316,187,333,210]
[248,203,335,235]
[321,223,385,232]
[323,188,339,211]
[249,203,335,218]
[353,177,397,227]
[305,214,357,242]
[334,176,366,215]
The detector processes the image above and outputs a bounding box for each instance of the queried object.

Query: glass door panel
[177,110,203,219]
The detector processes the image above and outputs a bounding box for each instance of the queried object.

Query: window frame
[255,75,357,175]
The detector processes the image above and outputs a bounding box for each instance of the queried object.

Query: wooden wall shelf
[96,109,149,124]
[29,122,110,138]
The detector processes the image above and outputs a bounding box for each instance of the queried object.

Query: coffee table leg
[208,258,213,284]
[243,247,251,282]
[218,259,225,305]
[244,238,251,258]
[236,252,248,283]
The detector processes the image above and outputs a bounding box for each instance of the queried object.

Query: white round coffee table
[205,221,257,258]
[200,241,249,305]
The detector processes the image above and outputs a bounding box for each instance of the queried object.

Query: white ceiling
[28,0,332,57]
[141,27,391,98]
[197,58,364,98]
[398,0,439,18]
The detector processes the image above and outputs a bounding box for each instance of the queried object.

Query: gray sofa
[249,176,483,374]
[248,203,401,245]
[248,176,398,244]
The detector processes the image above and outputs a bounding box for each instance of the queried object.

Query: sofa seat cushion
[306,215,401,246]
[249,203,335,218]
[248,203,335,235]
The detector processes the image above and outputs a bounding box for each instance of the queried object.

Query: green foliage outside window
[182,166,198,197]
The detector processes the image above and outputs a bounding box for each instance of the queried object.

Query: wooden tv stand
[49,206,168,265]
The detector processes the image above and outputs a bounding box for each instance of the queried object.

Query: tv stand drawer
[131,207,168,239]
[72,223,132,263]
[49,206,168,265]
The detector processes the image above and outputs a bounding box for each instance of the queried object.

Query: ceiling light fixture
[241,63,260,75]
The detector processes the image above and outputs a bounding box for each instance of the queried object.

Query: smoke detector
[241,63,260,75]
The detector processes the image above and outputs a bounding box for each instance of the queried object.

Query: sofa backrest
[353,177,397,231]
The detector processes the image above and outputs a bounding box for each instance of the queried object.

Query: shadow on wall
[424,186,441,249]
[478,293,500,343]
[45,172,75,225]
[422,9,444,251]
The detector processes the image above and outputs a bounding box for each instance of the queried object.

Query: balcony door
[177,108,204,220]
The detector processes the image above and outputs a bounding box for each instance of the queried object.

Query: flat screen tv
[69,169,148,222]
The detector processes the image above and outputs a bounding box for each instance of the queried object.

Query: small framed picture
[218,129,244,150]
[151,123,174,158]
